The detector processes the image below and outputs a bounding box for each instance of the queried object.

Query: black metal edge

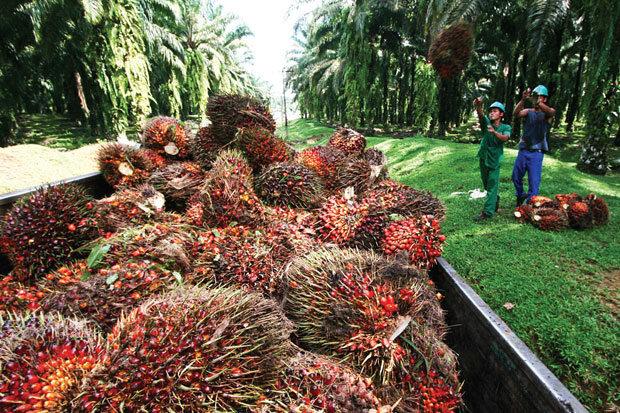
[434,256,587,412]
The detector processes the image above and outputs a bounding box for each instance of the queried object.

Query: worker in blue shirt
[511,85,556,206]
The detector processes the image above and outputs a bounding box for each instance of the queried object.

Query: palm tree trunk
[406,55,416,125]
[565,48,585,132]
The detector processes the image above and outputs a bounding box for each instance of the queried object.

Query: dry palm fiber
[236,125,292,171]
[75,285,293,412]
[191,126,222,170]
[207,94,276,144]
[315,193,369,244]
[149,162,205,210]
[256,162,324,209]
[0,184,99,282]
[363,148,388,171]
[0,312,107,412]
[295,145,346,190]
[514,205,534,223]
[381,216,445,269]
[141,116,191,160]
[188,149,265,228]
[429,22,474,78]
[531,207,568,231]
[528,195,556,208]
[257,349,387,412]
[566,200,593,230]
[97,142,153,188]
[282,247,460,411]
[95,184,166,233]
[335,157,387,196]
[361,180,445,222]
[583,193,609,226]
[328,127,367,156]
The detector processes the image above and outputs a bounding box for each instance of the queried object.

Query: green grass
[15,113,101,150]
[287,118,620,412]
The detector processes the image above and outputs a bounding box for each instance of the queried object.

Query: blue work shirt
[518,109,550,152]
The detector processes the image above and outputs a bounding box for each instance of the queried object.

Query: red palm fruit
[336,157,387,196]
[429,22,474,78]
[528,195,555,208]
[142,116,191,159]
[207,94,276,144]
[295,145,346,190]
[149,162,205,210]
[381,216,445,269]
[140,148,168,170]
[328,127,367,155]
[347,213,392,250]
[531,208,568,231]
[316,195,369,244]
[0,275,48,315]
[0,313,107,412]
[95,184,166,233]
[236,125,292,171]
[361,180,445,221]
[191,126,221,170]
[514,205,534,223]
[97,142,153,188]
[566,200,593,230]
[555,192,581,208]
[256,162,324,208]
[583,194,609,226]
[0,184,99,282]
[76,285,293,412]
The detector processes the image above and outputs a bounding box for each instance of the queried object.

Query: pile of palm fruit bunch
[428,22,474,78]
[0,95,460,412]
[513,193,609,231]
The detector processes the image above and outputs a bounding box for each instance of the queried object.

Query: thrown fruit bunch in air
[0,94,456,412]
[429,21,474,78]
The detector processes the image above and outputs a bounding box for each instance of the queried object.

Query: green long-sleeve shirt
[476,116,511,169]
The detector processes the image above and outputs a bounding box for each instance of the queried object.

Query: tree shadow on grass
[16,113,100,150]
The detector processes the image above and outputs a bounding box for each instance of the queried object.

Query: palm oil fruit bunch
[0,313,107,412]
[237,125,292,171]
[429,21,474,78]
[316,193,369,244]
[263,350,387,412]
[256,162,323,209]
[77,285,293,412]
[346,213,392,250]
[190,150,265,228]
[140,148,169,170]
[382,216,445,269]
[295,145,346,190]
[191,126,221,170]
[583,193,609,226]
[514,204,534,223]
[0,275,46,314]
[362,148,388,173]
[97,142,153,188]
[566,200,593,230]
[336,157,385,195]
[528,195,556,208]
[95,184,166,233]
[531,208,568,231]
[328,127,367,156]
[0,184,98,282]
[142,116,191,160]
[149,161,205,210]
[207,94,276,144]
[362,180,446,222]
[555,192,581,208]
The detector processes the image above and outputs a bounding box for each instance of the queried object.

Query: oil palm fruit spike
[0,184,99,282]
[514,205,534,223]
[363,180,446,222]
[140,148,168,170]
[294,145,346,189]
[566,200,593,230]
[149,162,205,210]
[191,149,265,228]
[207,94,276,144]
[97,142,153,188]
[316,195,369,244]
[336,157,386,195]
[0,275,48,315]
[261,349,386,412]
[328,127,367,155]
[347,213,392,250]
[382,216,445,269]
[583,193,609,226]
[95,184,166,233]
[142,116,191,159]
[555,192,581,207]
[76,285,293,412]
[237,125,291,171]
[531,208,568,231]
[527,195,555,208]
[191,126,222,170]
[0,312,107,412]
[429,21,474,78]
[256,162,323,209]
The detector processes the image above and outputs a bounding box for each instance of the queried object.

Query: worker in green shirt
[473,97,511,221]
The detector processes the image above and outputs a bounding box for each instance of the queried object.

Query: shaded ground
[15,113,101,150]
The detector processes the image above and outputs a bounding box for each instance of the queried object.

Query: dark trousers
[512,149,544,202]
[480,159,500,216]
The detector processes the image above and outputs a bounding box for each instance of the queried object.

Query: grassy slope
[286,118,620,411]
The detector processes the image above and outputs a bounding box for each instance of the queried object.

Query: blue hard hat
[532,85,548,96]
[488,101,505,113]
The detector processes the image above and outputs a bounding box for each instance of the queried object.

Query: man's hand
[522,88,531,101]
[474,96,482,108]
[487,125,495,134]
